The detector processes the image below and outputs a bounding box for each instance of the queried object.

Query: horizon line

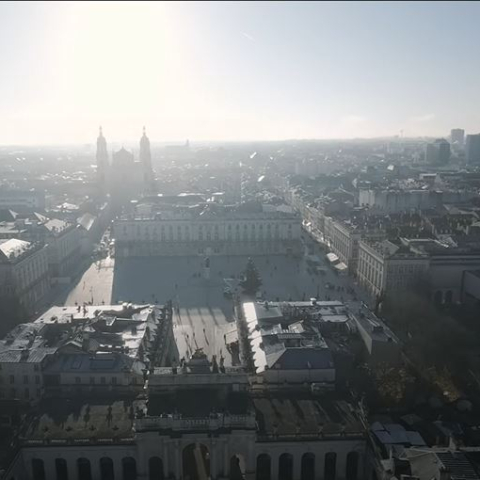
[0,134,463,149]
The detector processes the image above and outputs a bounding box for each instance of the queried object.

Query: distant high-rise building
[425,138,450,165]
[425,143,436,164]
[450,128,465,147]
[466,134,480,164]
[96,126,109,187]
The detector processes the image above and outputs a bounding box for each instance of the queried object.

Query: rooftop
[353,305,399,344]
[253,392,364,439]
[406,448,480,480]
[43,218,72,235]
[146,389,251,417]
[243,301,341,374]
[44,352,144,375]
[0,304,168,365]
[0,238,35,263]
[20,398,135,444]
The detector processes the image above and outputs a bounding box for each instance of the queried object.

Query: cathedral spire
[96,126,108,189]
[140,126,154,190]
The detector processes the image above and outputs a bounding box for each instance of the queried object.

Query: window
[32,459,46,480]
[111,377,117,385]
[301,453,315,480]
[77,458,92,480]
[75,377,81,384]
[324,453,337,480]
[346,452,359,480]
[23,375,29,384]
[122,457,137,480]
[24,388,30,399]
[149,457,164,480]
[55,458,68,480]
[35,376,40,385]
[34,364,39,371]
[256,454,271,480]
[101,377,106,384]
[9,375,14,384]
[100,457,114,480]
[90,377,95,385]
[279,454,293,480]
[0,376,3,384]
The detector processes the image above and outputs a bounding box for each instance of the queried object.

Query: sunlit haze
[1,1,480,144]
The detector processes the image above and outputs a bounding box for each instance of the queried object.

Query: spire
[139,125,153,188]
[96,126,108,188]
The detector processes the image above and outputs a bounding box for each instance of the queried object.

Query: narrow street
[63,255,115,306]
[300,230,374,313]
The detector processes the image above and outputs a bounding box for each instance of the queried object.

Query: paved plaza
[112,253,331,367]
[111,253,340,309]
[60,236,367,366]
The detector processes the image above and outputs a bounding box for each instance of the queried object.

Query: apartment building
[0,239,49,314]
[357,239,430,300]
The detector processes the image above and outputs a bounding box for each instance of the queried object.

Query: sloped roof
[44,352,135,374]
[0,209,18,221]
[407,449,480,480]
[268,347,334,370]
[44,218,70,234]
[0,238,33,262]
[0,347,57,364]
[77,213,96,231]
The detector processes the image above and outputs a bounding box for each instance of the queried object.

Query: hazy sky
[1,1,480,145]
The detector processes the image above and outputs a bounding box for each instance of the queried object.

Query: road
[63,256,115,306]
[300,231,373,308]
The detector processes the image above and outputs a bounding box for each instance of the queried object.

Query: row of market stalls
[325,252,348,274]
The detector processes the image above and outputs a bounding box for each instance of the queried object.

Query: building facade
[323,220,385,276]
[114,211,302,257]
[357,189,472,214]
[450,128,465,148]
[356,240,430,300]
[0,239,49,314]
[5,372,366,480]
[0,190,45,213]
[466,134,480,164]
[425,139,450,165]
[42,220,82,281]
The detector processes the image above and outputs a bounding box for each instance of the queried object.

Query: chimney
[82,331,90,351]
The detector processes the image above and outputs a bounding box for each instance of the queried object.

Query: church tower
[139,126,154,190]
[96,126,108,189]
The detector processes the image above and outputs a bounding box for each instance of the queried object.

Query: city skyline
[1,1,480,145]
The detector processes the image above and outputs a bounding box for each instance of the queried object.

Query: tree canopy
[239,257,262,296]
